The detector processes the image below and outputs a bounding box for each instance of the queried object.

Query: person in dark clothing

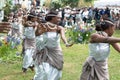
[36,0,40,6]
[105,7,111,18]
[94,8,100,21]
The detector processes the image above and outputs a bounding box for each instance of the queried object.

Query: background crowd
[0,0,120,29]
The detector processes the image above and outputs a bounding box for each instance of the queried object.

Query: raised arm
[0,22,11,33]
[35,23,47,36]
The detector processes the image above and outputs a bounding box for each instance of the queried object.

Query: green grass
[0,30,120,80]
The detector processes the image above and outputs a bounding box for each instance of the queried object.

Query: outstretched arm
[90,33,120,43]
[111,43,120,53]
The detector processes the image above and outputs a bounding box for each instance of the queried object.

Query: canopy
[94,0,120,8]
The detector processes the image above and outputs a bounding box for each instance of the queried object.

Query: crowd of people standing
[58,6,120,29]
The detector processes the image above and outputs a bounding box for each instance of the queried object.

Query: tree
[44,0,94,9]
[61,0,79,8]
[78,0,94,7]
[84,0,93,3]
[50,0,62,9]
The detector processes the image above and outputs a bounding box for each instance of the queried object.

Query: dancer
[22,12,38,73]
[80,19,120,80]
[33,11,72,80]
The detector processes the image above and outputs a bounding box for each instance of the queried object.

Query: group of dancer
[22,10,73,79]
[6,8,120,80]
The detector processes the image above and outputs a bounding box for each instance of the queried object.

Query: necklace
[46,22,57,30]
[97,31,108,37]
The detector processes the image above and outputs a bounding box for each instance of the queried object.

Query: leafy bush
[0,36,22,62]
[2,0,12,21]
[2,0,20,21]
[66,26,94,44]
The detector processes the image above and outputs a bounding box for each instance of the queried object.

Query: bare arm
[58,26,68,44]
[35,23,47,36]
[58,26,73,47]
[111,43,120,53]
[90,33,120,43]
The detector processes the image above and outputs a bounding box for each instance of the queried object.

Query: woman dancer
[22,12,38,73]
[80,19,120,80]
[33,11,72,80]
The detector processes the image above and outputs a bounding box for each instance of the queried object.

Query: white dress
[22,27,36,69]
[80,43,110,80]
[34,32,62,80]
[89,43,110,61]
[11,22,20,37]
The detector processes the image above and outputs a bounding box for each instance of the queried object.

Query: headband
[28,14,37,17]
[104,20,114,25]
[47,14,57,17]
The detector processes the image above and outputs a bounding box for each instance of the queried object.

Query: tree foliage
[61,0,79,8]
[50,0,62,9]
[84,0,93,3]
[45,0,94,9]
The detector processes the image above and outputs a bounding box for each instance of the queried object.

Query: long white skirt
[34,62,62,80]
[22,48,34,69]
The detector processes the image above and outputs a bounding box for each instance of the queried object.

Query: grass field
[0,30,120,80]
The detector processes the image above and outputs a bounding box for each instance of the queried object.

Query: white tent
[94,0,120,8]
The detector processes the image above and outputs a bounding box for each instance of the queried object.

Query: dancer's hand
[65,43,73,47]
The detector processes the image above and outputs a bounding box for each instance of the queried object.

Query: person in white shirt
[82,8,89,24]
[64,6,71,20]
